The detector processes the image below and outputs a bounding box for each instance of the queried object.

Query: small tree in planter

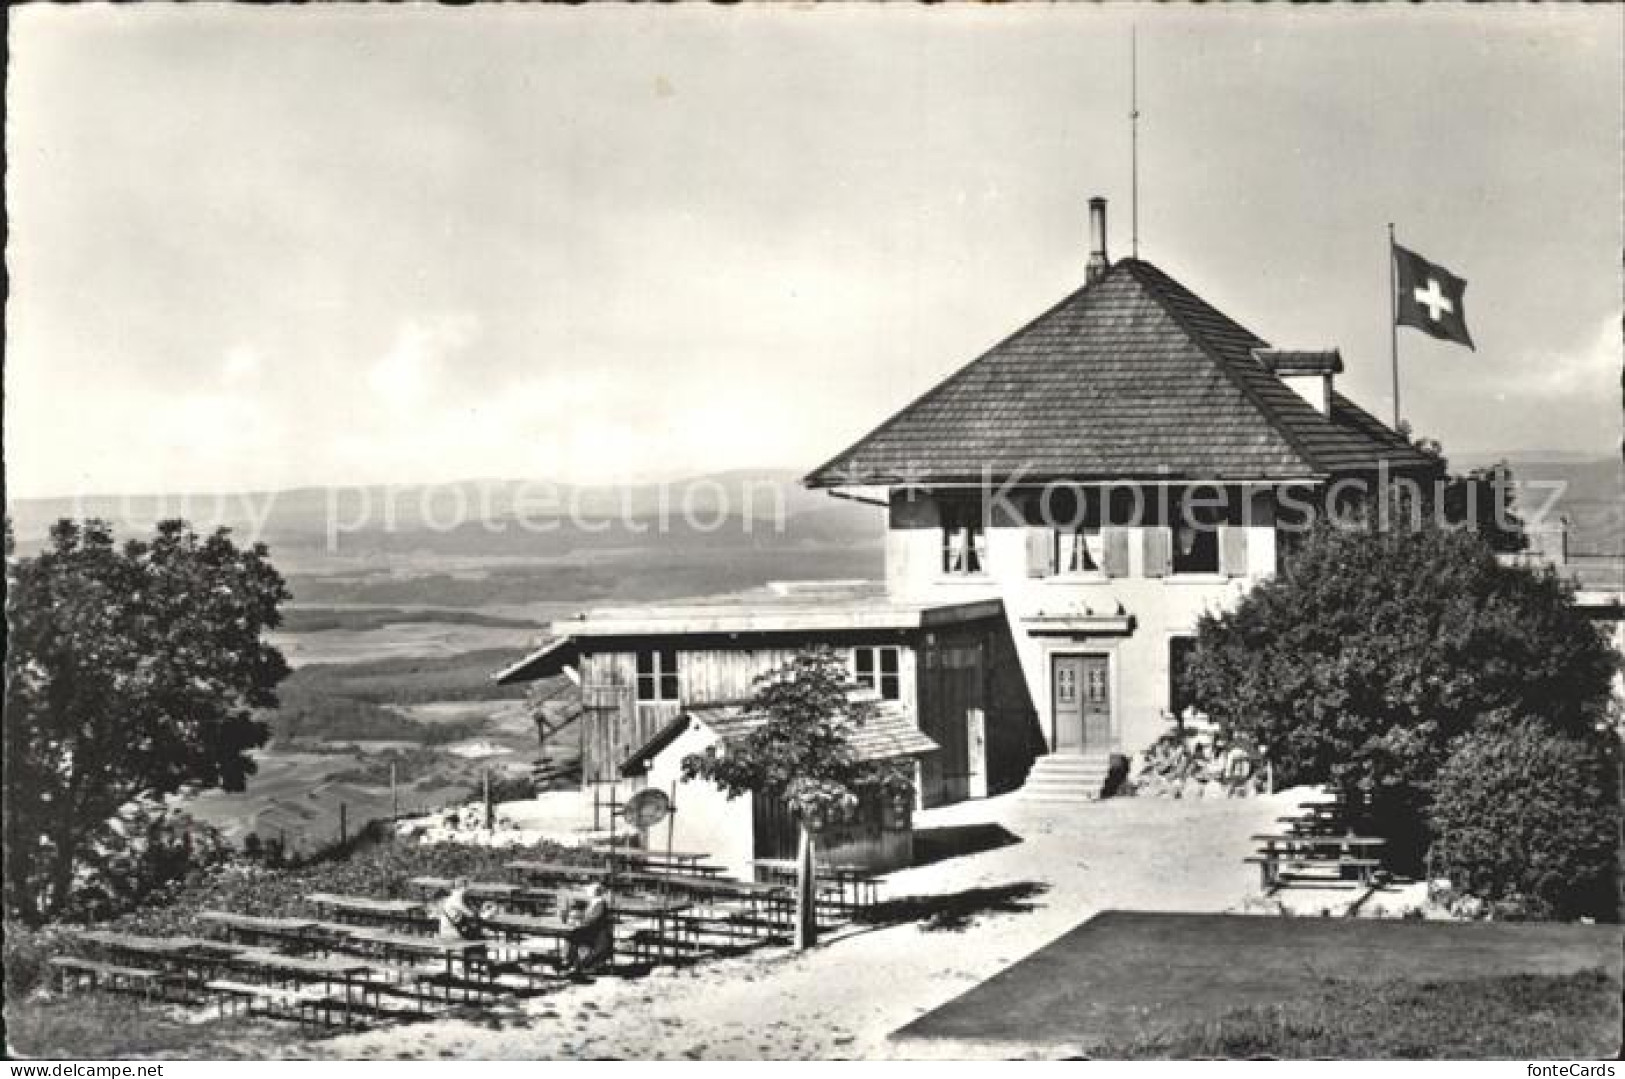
[680,648,913,949]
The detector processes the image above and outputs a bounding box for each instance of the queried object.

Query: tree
[3,519,291,923]
[1184,509,1617,870]
[679,648,913,948]
[1429,718,1619,920]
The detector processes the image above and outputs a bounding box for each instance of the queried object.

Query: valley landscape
[8,470,887,853]
[7,455,1616,853]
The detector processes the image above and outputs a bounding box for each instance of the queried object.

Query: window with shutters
[940,500,987,576]
[1172,523,1221,574]
[851,646,902,701]
[1057,525,1104,574]
[1171,498,1223,575]
[634,648,680,703]
[1038,486,1104,576]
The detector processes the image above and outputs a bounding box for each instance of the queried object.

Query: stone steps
[1022,753,1116,803]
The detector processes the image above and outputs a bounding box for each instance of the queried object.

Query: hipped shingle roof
[805,259,1437,487]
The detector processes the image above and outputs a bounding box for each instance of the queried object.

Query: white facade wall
[888,487,1283,756]
[634,721,758,881]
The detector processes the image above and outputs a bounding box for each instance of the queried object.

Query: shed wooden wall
[577,639,919,784]
[751,789,913,873]
[916,617,1042,806]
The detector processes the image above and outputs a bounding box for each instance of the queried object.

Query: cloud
[1501,316,1621,400]
[366,314,481,414]
[221,345,261,385]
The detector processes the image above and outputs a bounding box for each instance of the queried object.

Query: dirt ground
[319,788,1294,1059]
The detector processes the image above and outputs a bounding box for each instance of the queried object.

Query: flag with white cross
[1393,243,1474,350]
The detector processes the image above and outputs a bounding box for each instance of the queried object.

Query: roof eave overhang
[807,471,1330,489]
[493,636,581,686]
[555,598,1004,639]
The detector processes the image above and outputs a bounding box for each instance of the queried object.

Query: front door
[1052,654,1110,754]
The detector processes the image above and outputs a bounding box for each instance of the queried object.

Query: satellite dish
[622,788,672,831]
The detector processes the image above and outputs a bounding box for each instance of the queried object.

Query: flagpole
[1387,223,1401,431]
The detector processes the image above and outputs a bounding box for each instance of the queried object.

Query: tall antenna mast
[1130,24,1140,260]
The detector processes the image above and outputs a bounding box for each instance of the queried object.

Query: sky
[6,5,1621,498]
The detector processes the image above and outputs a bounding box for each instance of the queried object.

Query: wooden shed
[618,702,939,880]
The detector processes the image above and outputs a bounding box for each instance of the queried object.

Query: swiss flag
[1393,244,1474,350]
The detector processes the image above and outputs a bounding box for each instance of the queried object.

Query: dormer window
[941,501,987,576]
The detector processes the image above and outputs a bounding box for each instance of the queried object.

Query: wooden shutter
[1026,527,1056,578]
[1101,527,1132,578]
[1143,527,1172,578]
[1221,526,1249,578]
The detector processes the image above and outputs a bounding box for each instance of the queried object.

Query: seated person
[437,879,484,940]
[1222,740,1255,797]
[562,882,614,974]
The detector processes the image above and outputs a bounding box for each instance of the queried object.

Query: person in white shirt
[437,879,483,940]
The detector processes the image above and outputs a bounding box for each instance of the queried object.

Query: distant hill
[6,469,887,558]
[1452,452,1622,555]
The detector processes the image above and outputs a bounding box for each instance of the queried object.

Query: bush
[1185,516,1618,871]
[56,801,234,924]
[3,921,75,997]
[102,829,599,939]
[1101,753,1132,798]
[487,773,536,803]
[1428,719,1620,921]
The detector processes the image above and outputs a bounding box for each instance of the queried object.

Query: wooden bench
[49,956,171,997]
[1246,854,1383,889]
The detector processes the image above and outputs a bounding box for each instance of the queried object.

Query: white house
[497,197,1440,836]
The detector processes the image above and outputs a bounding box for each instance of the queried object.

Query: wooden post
[795,825,818,950]
[483,769,493,832]
[966,707,988,799]
[390,761,399,822]
[665,782,677,908]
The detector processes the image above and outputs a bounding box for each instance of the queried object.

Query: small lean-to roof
[619,701,938,777]
[805,258,1438,487]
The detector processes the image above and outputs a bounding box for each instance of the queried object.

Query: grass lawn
[5,993,293,1059]
[896,910,1623,1058]
[1101,970,1620,1059]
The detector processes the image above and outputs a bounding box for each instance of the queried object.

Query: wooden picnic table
[604,849,724,876]
[480,911,574,961]
[307,893,431,933]
[410,877,562,915]
[753,859,881,912]
[198,911,322,950]
[74,930,237,955]
[1250,833,1386,850]
[408,877,522,899]
[71,931,242,999]
[308,893,426,915]
[617,870,784,898]
[1248,833,1387,889]
[223,946,381,1026]
[505,860,612,884]
[332,927,493,1001]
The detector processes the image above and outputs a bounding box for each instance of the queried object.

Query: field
[126,476,885,852]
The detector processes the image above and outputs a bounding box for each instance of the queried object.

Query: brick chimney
[1086,197,1110,284]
